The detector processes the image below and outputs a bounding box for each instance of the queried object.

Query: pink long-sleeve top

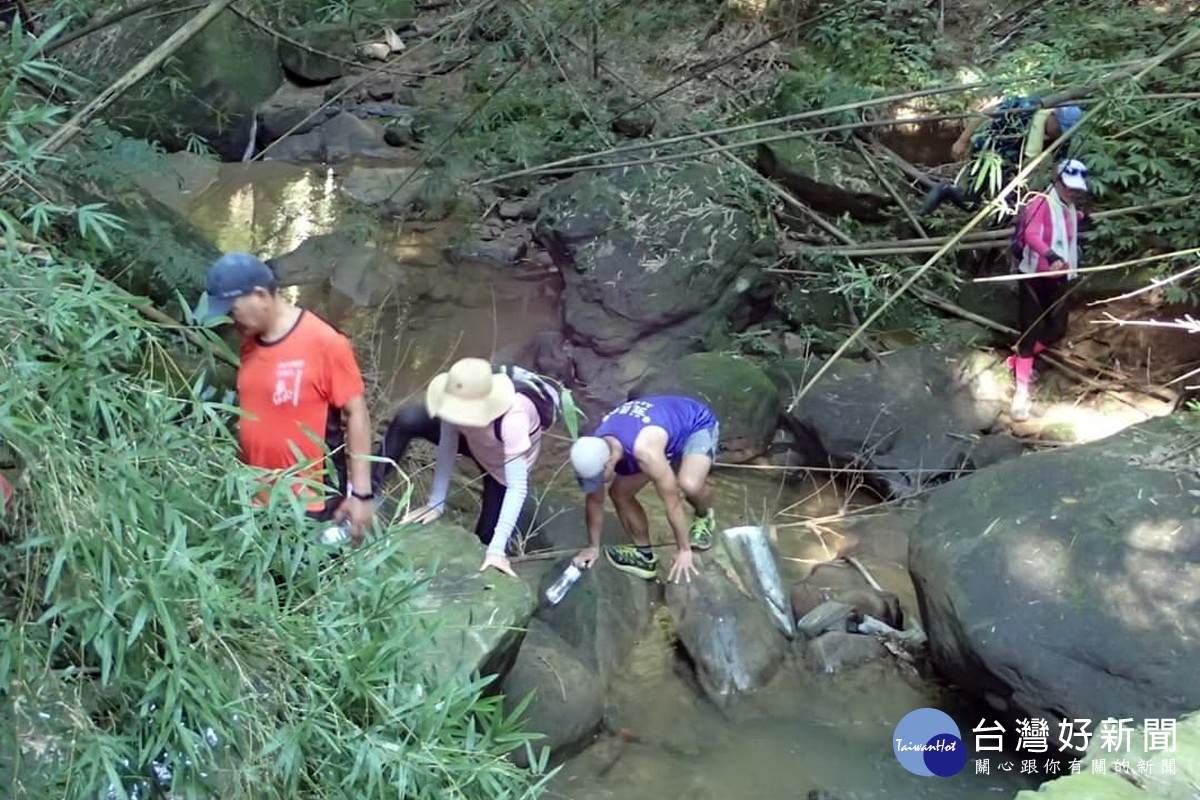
[1019,192,1083,274]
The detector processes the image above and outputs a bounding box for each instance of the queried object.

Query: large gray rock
[535,163,774,408]
[257,84,339,146]
[631,353,781,463]
[319,113,397,162]
[400,520,536,682]
[770,347,1015,497]
[339,167,428,216]
[59,5,282,160]
[278,24,354,84]
[499,493,653,761]
[910,413,1200,728]
[270,232,407,307]
[499,619,605,763]
[756,136,891,222]
[665,555,788,705]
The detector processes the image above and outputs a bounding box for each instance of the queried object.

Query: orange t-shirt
[237,310,365,509]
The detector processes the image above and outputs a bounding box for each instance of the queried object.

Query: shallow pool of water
[548,623,1033,800]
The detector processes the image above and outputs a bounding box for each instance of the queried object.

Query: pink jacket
[1020,192,1083,274]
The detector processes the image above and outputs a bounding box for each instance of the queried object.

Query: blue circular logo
[893,708,967,777]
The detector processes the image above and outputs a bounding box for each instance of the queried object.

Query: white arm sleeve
[488,456,529,557]
[427,421,459,511]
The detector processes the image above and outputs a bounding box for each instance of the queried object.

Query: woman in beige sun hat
[397,357,543,577]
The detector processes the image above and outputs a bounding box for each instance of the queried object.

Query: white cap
[569,436,610,494]
[1056,159,1088,192]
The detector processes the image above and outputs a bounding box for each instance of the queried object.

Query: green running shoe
[604,545,659,580]
[689,509,715,551]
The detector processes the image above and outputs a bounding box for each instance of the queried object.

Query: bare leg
[609,473,652,547]
[676,454,713,516]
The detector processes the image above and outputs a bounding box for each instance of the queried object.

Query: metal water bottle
[318,520,352,547]
[545,562,585,606]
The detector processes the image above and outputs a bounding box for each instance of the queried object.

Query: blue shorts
[679,423,719,461]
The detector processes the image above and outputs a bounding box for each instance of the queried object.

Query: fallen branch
[911,285,1175,402]
[477,82,996,186]
[1,0,238,196]
[1087,260,1200,305]
[852,136,927,238]
[532,15,859,247]
[971,247,1200,284]
[861,135,938,190]
[795,195,1200,256]
[230,7,431,79]
[1093,313,1200,335]
[477,109,999,182]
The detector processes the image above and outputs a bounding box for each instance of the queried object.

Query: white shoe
[1010,388,1031,421]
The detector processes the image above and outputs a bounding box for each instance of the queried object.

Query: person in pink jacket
[1009,159,1089,421]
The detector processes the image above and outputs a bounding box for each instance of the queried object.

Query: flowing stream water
[184,161,1038,800]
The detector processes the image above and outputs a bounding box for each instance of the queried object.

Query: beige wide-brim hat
[425,357,516,428]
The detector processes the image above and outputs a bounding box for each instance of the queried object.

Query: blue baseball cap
[1053,105,1083,132]
[201,252,276,321]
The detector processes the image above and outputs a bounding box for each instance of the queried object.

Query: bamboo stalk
[537,17,859,248]
[230,7,431,79]
[973,247,1200,283]
[795,195,1200,256]
[861,135,939,190]
[476,82,994,186]
[1,0,237,198]
[478,109,997,182]
[48,0,178,53]
[909,286,1171,402]
[479,47,1200,187]
[1088,262,1200,306]
[852,136,927,238]
[609,0,855,124]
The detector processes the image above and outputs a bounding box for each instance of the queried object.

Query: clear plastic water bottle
[317,520,352,547]
[545,562,585,606]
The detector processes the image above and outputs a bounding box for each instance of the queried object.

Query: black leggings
[1017,277,1069,358]
[374,404,506,546]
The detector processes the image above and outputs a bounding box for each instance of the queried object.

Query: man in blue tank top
[568,395,719,584]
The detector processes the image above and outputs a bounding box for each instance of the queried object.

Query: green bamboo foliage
[0,10,550,798]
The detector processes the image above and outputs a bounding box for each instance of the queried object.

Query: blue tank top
[593,395,718,476]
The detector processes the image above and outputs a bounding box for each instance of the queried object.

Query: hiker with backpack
[922,95,1084,216]
[1007,158,1091,421]
[375,358,560,577]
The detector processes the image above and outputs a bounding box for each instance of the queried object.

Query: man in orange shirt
[203,253,375,543]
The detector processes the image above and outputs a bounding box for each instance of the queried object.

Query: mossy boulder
[631,353,781,462]
[400,520,536,682]
[278,24,355,84]
[911,413,1200,732]
[756,133,891,221]
[58,4,283,160]
[535,162,775,407]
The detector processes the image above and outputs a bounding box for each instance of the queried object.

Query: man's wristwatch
[350,490,375,501]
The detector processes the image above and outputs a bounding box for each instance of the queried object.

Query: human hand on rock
[668,549,699,584]
[401,504,443,525]
[573,547,599,569]
[479,553,517,577]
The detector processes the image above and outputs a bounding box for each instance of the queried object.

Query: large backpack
[1010,193,1046,262]
[973,95,1043,164]
[492,364,573,441]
